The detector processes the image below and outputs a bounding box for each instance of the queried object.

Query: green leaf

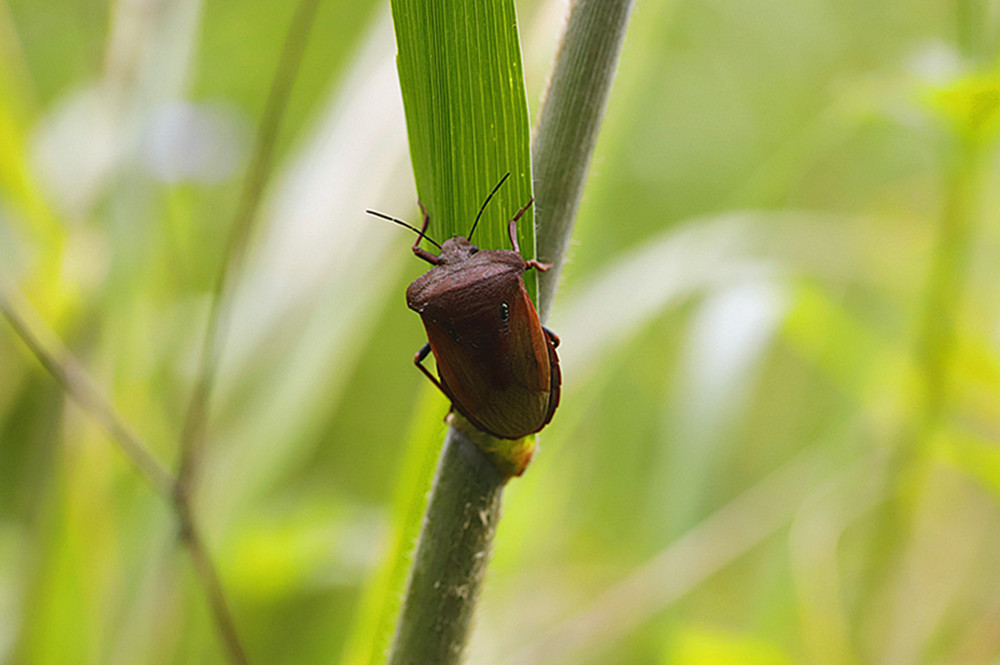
[390,0,537,299]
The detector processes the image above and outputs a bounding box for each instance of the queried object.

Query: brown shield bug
[367,173,560,440]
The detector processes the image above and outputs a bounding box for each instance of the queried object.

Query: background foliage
[3,0,1000,664]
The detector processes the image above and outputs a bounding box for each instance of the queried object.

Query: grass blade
[390,0,536,296]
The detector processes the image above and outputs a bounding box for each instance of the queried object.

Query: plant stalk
[386,426,504,665]
[533,0,636,320]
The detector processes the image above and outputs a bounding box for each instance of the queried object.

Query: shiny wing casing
[406,249,560,439]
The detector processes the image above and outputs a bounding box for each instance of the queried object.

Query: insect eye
[500,301,510,324]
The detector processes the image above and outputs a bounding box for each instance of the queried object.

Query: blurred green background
[4,0,1000,664]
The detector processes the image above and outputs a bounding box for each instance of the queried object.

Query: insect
[366,173,560,440]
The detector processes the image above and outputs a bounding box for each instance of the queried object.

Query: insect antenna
[365,209,443,250]
[467,172,511,241]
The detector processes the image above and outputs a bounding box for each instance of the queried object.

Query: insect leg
[507,198,550,270]
[507,198,534,254]
[414,343,449,396]
[412,202,440,265]
[525,259,552,272]
[542,326,561,348]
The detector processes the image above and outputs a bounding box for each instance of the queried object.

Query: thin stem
[913,137,981,437]
[868,136,984,665]
[176,492,250,665]
[0,281,249,664]
[532,0,636,321]
[0,286,175,496]
[3,3,322,661]
[386,427,505,665]
[178,0,321,493]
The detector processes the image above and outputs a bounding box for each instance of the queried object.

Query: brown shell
[407,247,560,439]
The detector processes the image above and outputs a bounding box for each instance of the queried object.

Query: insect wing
[422,277,553,439]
